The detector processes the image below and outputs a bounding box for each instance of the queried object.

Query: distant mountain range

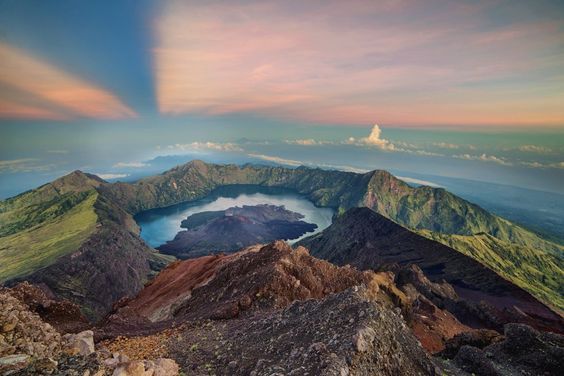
[1,160,562,319]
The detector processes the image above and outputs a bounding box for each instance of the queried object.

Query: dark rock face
[158,204,317,258]
[452,324,564,376]
[299,208,563,333]
[440,329,503,359]
[24,224,159,321]
[168,287,438,376]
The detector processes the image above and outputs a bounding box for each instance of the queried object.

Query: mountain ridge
[1,160,562,316]
[297,207,562,328]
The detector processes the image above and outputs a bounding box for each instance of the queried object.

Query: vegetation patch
[0,191,98,282]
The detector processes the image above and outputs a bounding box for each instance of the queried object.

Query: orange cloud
[0,42,136,120]
[0,99,69,121]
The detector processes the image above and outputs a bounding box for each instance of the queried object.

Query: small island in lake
[158,204,317,258]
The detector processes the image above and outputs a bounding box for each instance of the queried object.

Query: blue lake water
[135,185,334,248]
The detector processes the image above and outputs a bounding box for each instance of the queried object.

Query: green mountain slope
[0,171,104,281]
[419,230,564,312]
[0,171,172,319]
[0,191,98,281]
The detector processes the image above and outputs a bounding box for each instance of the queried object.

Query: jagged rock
[454,345,499,376]
[353,326,376,352]
[449,323,564,375]
[393,265,471,353]
[2,322,16,333]
[63,330,95,356]
[298,207,563,334]
[103,241,374,333]
[31,357,58,374]
[440,329,503,358]
[396,264,458,303]
[48,353,108,376]
[112,360,147,376]
[101,242,475,374]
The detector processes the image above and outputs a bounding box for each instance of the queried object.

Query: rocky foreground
[1,242,563,375]
[0,284,178,375]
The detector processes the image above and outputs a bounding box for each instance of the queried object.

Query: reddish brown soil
[119,251,245,322]
[102,241,474,354]
[410,296,471,353]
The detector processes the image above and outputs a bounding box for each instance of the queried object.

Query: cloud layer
[153,0,564,126]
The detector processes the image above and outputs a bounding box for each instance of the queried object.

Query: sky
[0,0,563,198]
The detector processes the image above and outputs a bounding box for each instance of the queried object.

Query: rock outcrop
[104,241,374,329]
[101,242,485,374]
[0,285,180,375]
[167,286,438,376]
[450,323,564,376]
[4,239,561,375]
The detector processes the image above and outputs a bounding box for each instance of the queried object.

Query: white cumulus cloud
[247,153,303,166]
[433,142,460,149]
[94,173,129,180]
[454,153,512,166]
[396,176,443,188]
[359,124,395,150]
[168,142,243,152]
[517,145,552,153]
[113,161,149,168]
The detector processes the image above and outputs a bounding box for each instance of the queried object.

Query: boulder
[0,354,30,373]
[450,323,564,375]
[147,358,179,376]
[63,330,95,356]
[112,358,179,376]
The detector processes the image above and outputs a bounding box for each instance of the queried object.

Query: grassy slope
[419,230,564,312]
[0,191,98,282]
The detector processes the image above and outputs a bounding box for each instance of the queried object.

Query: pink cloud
[0,42,136,120]
[153,1,564,127]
